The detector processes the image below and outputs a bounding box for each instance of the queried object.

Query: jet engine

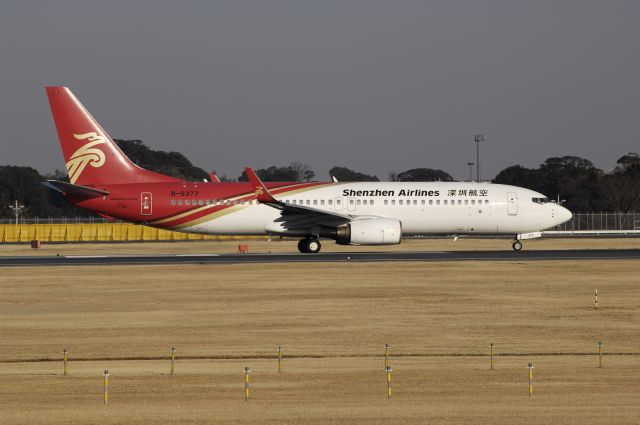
[335,218,402,245]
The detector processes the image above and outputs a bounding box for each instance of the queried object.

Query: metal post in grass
[595,289,598,309]
[527,363,534,397]
[385,366,392,399]
[103,370,110,405]
[63,349,68,376]
[490,343,495,370]
[244,367,251,401]
[171,347,176,375]
[598,341,603,368]
[384,344,391,371]
[277,346,282,373]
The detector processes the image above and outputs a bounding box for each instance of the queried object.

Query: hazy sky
[1,1,639,181]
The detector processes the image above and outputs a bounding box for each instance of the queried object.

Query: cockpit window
[532,197,552,204]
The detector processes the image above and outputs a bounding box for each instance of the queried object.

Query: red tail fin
[46,87,179,186]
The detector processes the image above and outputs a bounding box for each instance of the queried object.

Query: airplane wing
[244,167,353,229]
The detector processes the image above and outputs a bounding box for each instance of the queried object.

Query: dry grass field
[1,257,639,424]
[0,236,638,256]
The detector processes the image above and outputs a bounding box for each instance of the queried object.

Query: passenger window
[336,200,341,205]
[471,200,475,205]
[370,200,374,206]
[313,200,318,205]
[349,199,354,205]
[171,199,177,206]
[444,200,448,205]
[306,200,311,205]
[363,200,367,205]
[178,200,183,206]
[328,200,333,205]
[464,200,469,205]
[384,200,389,205]
[399,200,403,205]
[413,200,417,205]
[485,200,489,205]
[436,200,440,205]
[321,200,325,206]
[429,200,433,205]
[185,200,191,205]
[458,200,462,205]
[391,200,396,205]
[421,200,425,205]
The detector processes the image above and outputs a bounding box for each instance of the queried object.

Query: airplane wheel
[307,239,321,254]
[512,240,523,252]
[298,239,309,253]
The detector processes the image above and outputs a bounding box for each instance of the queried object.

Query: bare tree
[600,175,640,212]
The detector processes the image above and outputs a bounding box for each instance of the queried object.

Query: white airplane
[44,86,573,253]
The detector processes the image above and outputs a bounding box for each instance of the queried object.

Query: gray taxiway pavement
[0,249,639,267]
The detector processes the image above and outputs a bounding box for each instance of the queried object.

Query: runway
[1,249,639,267]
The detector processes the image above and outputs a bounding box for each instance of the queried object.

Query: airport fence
[554,212,640,231]
[0,222,255,243]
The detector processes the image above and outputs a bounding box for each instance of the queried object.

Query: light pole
[9,200,25,226]
[466,161,474,182]
[474,134,485,182]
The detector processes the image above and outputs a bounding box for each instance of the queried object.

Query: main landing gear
[298,238,322,254]
[512,240,523,252]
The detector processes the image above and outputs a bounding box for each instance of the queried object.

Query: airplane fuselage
[74,180,570,238]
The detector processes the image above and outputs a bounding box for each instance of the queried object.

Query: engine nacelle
[335,218,402,245]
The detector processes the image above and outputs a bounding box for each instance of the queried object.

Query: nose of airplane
[558,205,572,224]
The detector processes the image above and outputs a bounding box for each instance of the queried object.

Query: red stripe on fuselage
[69,181,332,229]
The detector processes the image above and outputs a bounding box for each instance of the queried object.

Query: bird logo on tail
[66,132,107,184]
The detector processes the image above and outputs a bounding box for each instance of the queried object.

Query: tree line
[1,139,638,218]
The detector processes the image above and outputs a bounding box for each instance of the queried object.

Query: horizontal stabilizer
[42,180,109,198]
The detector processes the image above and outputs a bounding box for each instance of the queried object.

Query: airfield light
[527,363,534,397]
[277,346,282,372]
[63,349,69,376]
[490,343,495,370]
[244,367,251,401]
[385,366,393,399]
[598,341,603,368]
[384,344,391,370]
[103,370,110,404]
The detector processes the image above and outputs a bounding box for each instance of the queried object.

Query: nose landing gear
[298,238,322,254]
[512,240,523,251]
